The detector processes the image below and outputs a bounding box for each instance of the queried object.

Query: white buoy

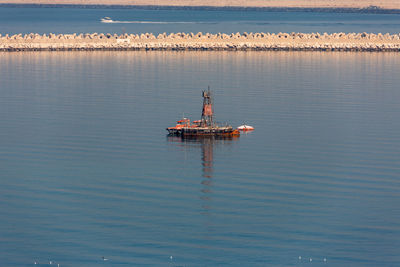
[170,256,173,260]
[310,258,312,262]
[324,258,327,262]
[298,256,301,260]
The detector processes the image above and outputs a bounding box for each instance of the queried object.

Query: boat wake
[101,20,199,24]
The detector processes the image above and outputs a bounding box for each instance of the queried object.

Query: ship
[167,88,240,137]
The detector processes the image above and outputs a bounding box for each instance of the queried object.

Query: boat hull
[167,127,240,137]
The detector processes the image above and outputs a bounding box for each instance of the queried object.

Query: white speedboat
[238,125,254,131]
[101,17,113,23]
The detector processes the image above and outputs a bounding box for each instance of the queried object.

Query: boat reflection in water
[167,135,238,179]
[167,132,239,232]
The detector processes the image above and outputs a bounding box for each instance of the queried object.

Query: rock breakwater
[1,32,400,51]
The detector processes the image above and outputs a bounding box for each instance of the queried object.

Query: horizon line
[0,3,399,14]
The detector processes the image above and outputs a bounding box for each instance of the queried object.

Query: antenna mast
[201,86,214,127]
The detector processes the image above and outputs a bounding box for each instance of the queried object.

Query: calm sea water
[0,51,399,266]
[0,7,400,34]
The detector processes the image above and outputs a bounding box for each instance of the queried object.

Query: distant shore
[0,0,399,10]
[1,4,400,14]
[1,32,400,52]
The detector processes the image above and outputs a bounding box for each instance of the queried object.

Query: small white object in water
[237,125,254,131]
[310,258,312,262]
[324,258,327,262]
[170,256,173,260]
[298,256,301,260]
[50,261,52,264]
[101,17,113,23]
[102,256,108,261]
[34,262,37,265]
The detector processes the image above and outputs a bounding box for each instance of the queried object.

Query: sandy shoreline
[1,32,400,52]
[0,0,399,10]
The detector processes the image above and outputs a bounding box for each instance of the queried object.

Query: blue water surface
[0,7,399,34]
[0,51,399,266]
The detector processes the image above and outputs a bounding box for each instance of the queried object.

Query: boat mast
[201,86,214,127]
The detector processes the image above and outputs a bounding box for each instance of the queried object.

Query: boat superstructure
[167,88,240,137]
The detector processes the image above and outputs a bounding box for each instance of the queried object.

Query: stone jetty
[1,32,400,51]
